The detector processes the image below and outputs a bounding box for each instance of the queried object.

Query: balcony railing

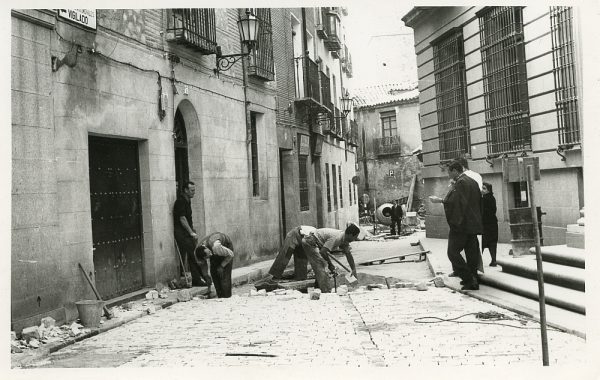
[349,120,359,147]
[166,9,218,55]
[321,71,333,112]
[321,112,335,136]
[294,56,321,103]
[374,135,403,156]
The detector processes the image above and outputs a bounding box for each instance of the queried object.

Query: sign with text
[58,9,97,30]
[298,134,310,156]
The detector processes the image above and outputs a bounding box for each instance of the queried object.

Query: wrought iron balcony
[294,56,321,104]
[320,71,332,112]
[166,9,218,55]
[374,135,403,156]
[247,9,275,81]
[347,120,359,147]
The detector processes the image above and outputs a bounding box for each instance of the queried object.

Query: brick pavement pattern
[26,285,586,368]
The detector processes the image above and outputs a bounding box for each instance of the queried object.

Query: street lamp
[214,9,260,74]
[340,90,354,117]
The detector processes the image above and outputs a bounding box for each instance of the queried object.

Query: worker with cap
[196,232,235,298]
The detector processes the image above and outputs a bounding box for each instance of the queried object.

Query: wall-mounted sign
[58,9,97,30]
[298,134,310,156]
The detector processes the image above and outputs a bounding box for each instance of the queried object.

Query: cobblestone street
[24,284,586,368]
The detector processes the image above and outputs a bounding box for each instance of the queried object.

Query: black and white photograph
[6,1,600,378]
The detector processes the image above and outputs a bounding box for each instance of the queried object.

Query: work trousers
[390,218,400,235]
[447,230,480,285]
[174,229,210,286]
[268,227,309,280]
[210,255,233,298]
[301,235,332,293]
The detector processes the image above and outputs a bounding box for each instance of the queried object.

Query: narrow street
[21,236,586,368]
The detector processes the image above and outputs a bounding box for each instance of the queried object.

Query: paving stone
[21,326,40,341]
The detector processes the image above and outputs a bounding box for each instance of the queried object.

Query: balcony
[374,135,403,156]
[321,112,335,136]
[320,71,333,112]
[324,12,341,52]
[166,9,218,55]
[294,56,320,102]
[316,8,328,39]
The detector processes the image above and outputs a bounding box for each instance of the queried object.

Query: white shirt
[465,169,483,192]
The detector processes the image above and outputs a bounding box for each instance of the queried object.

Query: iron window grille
[250,113,259,196]
[381,111,397,138]
[432,29,470,161]
[248,8,275,81]
[166,9,218,55]
[326,164,332,212]
[332,164,338,209]
[294,56,321,102]
[479,6,531,155]
[550,6,580,146]
[348,180,352,206]
[338,165,343,208]
[299,156,309,211]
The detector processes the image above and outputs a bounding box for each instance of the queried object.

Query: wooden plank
[358,250,430,266]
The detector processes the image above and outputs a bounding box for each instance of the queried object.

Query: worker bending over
[301,224,360,293]
[196,232,234,298]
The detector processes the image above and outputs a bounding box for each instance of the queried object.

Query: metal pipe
[527,165,549,366]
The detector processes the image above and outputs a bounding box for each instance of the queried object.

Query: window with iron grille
[432,29,470,161]
[250,112,259,196]
[326,164,332,212]
[248,9,275,81]
[338,165,343,208]
[299,156,309,211]
[166,9,217,54]
[332,164,338,209]
[550,6,580,145]
[380,111,397,138]
[479,6,531,155]
[348,180,352,206]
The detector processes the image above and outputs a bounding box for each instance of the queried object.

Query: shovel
[78,263,113,319]
[328,254,358,284]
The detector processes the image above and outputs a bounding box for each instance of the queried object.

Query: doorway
[89,136,144,299]
[174,108,189,193]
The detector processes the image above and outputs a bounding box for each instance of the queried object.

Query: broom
[174,240,192,288]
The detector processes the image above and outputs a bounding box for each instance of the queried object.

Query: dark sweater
[481,193,498,225]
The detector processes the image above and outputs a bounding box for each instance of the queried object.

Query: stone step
[478,271,585,315]
[443,276,585,338]
[497,257,585,291]
[528,245,585,268]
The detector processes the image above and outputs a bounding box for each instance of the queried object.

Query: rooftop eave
[402,7,434,28]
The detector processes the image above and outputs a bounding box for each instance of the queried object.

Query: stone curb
[12,286,210,368]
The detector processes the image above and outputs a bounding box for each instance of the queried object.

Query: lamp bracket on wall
[213,46,249,76]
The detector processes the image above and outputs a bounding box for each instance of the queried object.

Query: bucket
[75,300,105,327]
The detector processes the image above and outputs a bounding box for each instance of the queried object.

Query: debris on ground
[145,290,159,300]
[40,317,56,329]
[177,289,192,302]
[21,326,40,341]
[309,289,322,300]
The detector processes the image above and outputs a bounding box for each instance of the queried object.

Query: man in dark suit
[430,160,482,290]
[390,200,403,235]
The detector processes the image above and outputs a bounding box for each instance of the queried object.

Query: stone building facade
[403,6,584,244]
[353,84,424,210]
[11,8,280,331]
[271,7,359,233]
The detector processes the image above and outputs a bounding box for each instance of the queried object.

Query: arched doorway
[174,108,189,194]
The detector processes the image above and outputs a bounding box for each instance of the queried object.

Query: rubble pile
[11,319,93,354]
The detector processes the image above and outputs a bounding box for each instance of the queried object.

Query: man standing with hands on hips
[429,160,482,290]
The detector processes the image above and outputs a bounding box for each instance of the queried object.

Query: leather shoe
[489,261,497,267]
[461,283,479,291]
